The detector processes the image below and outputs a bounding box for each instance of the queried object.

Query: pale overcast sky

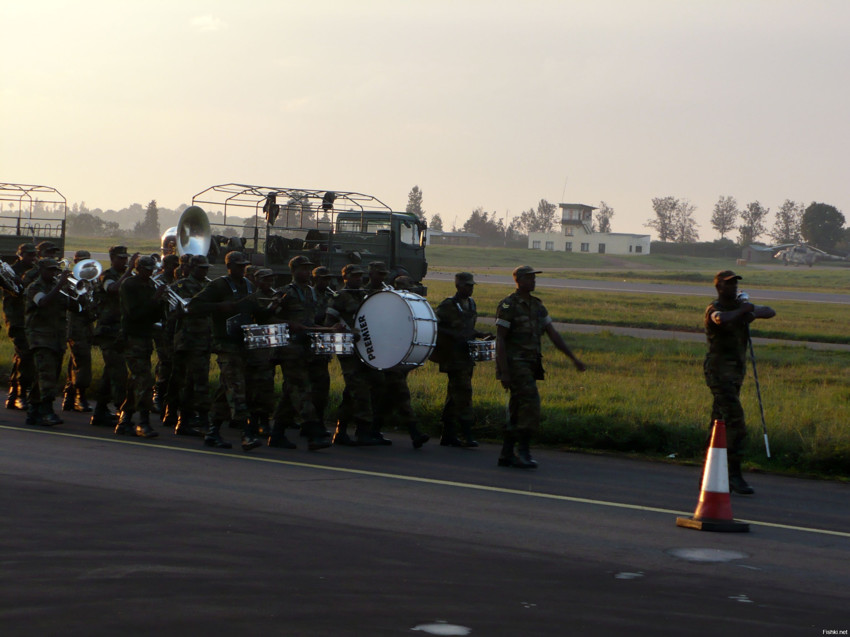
[2,0,847,238]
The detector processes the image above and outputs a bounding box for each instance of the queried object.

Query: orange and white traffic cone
[676,419,749,532]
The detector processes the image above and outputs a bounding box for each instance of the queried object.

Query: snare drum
[353,290,437,370]
[310,332,355,356]
[468,339,496,361]
[242,323,290,349]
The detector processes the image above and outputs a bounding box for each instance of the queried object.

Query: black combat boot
[439,419,465,447]
[252,412,270,438]
[161,403,179,429]
[135,411,159,438]
[204,419,233,449]
[305,421,331,451]
[40,402,63,426]
[239,419,262,452]
[25,401,39,426]
[174,413,203,437]
[459,419,479,448]
[114,410,134,435]
[408,423,430,450]
[267,421,297,449]
[61,384,76,412]
[5,385,18,410]
[74,388,93,412]
[728,458,754,495]
[333,417,356,446]
[90,402,113,427]
[515,431,538,469]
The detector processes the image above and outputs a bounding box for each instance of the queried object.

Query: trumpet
[56,258,103,301]
[151,275,189,312]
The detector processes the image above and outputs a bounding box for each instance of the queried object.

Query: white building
[527,203,651,256]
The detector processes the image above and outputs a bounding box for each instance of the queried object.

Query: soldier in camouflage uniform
[166,255,213,436]
[324,264,388,446]
[90,246,138,427]
[152,253,180,414]
[495,265,586,469]
[188,251,267,451]
[3,243,37,410]
[311,266,335,426]
[245,268,286,445]
[268,256,332,451]
[433,272,491,448]
[704,270,775,495]
[62,250,97,413]
[20,241,63,289]
[24,259,70,426]
[116,255,167,438]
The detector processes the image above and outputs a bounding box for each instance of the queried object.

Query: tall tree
[516,199,557,234]
[133,199,160,239]
[406,185,425,219]
[595,201,614,233]
[645,196,678,242]
[768,199,804,244]
[737,201,770,245]
[800,202,846,252]
[462,206,506,245]
[710,195,738,239]
[671,199,700,243]
[429,213,444,231]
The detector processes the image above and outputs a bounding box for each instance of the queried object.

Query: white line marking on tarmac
[4,424,849,539]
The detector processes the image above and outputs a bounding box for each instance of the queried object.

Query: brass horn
[176,205,211,257]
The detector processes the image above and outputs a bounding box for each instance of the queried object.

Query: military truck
[170,183,428,291]
[0,183,67,261]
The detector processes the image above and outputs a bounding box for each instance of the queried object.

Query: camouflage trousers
[28,346,64,405]
[336,356,380,430]
[440,366,474,424]
[120,336,153,414]
[505,360,541,433]
[273,352,323,427]
[66,334,92,390]
[707,380,747,464]
[169,349,212,415]
[153,326,174,386]
[246,348,276,415]
[373,368,417,430]
[211,350,249,423]
[7,326,33,390]
[94,336,126,408]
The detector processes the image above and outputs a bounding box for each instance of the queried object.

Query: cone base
[676,516,750,533]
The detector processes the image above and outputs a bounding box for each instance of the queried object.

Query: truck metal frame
[189,183,428,288]
[0,183,67,260]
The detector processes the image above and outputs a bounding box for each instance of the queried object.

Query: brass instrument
[151,273,189,312]
[57,258,102,300]
[0,261,22,294]
[176,205,212,257]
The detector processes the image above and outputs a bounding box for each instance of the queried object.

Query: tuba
[176,205,212,257]
[60,258,103,301]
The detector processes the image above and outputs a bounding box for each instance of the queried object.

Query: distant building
[528,203,651,255]
[426,230,480,246]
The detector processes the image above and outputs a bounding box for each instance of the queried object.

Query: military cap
[255,268,275,279]
[36,241,58,253]
[455,271,476,285]
[512,265,542,278]
[162,254,180,267]
[190,255,210,268]
[74,250,91,261]
[341,263,365,278]
[394,276,414,291]
[136,255,156,270]
[368,261,389,274]
[38,258,61,270]
[289,255,315,271]
[312,266,333,278]
[109,245,129,258]
[17,243,37,255]
[179,254,192,265]
[224,251,250,266]
[714,270,742,286]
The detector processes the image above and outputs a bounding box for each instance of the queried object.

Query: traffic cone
[676,420,749,532]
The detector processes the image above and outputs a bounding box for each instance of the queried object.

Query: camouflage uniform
[24,266,69,423]
[434,284,487,445]
[494,291,552,433]
[152,258,179,412]
[93,266,129,411]
[63,291,96,410]
[168,274,212,429]
[118,267,166,432]
[3,249,36,408]
[704,297,750,466]
[244,271,277,432]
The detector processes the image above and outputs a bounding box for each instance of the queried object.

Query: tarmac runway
[2,406,847,636]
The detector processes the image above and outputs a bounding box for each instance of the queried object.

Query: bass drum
[354,290,437,371]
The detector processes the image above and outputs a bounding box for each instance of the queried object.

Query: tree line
[646,196,848,253]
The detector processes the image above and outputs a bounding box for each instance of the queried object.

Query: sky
[2,0,848,238]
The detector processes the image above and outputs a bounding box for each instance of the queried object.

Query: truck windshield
[399,220,419,245]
